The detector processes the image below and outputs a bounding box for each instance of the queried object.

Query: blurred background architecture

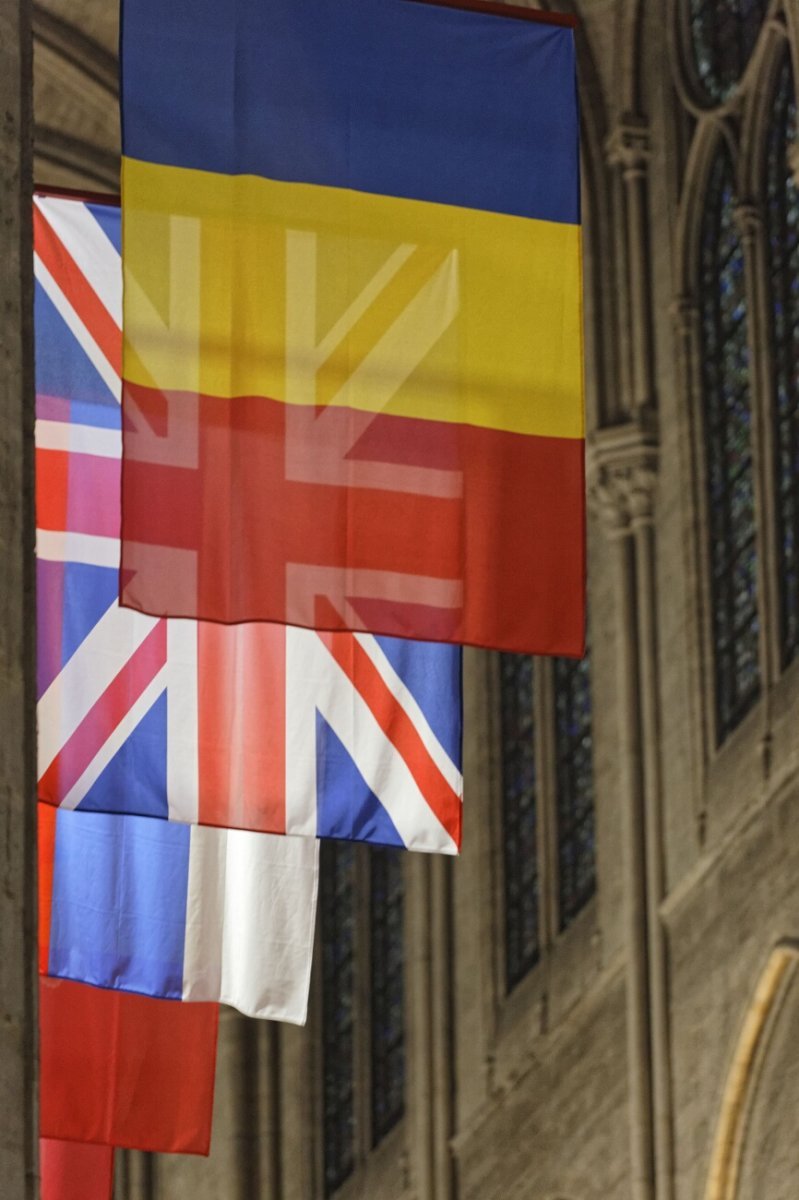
[28,1,799,1198]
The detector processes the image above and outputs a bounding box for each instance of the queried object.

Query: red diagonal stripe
[38,621,167,805]
[314,605,461,846]
[33,204,122,378]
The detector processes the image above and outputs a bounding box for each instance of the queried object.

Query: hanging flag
[39,976,218,1154]
[39,802,318,1022]
[34,192,462,854]
[39,806,217,1153]
[118,0,585,655]
[40,1140,114,1200]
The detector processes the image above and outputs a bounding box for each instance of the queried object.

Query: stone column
[407,853,435,1200]
[0,1,38,1197]
[632,505,674,1200]
[430,855,454,1200]
[590,422,663,1200]
[606,118,656,414]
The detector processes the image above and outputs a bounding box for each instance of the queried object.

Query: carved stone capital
[588,419,659,538]
[605,114,651,178]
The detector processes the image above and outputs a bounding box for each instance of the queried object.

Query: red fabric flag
[39,747,218,1155]
[40,1139,114,1200]
[39,978,218,1154]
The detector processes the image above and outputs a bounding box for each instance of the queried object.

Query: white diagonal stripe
[34,251,120,399]
[314,243,416,364]
[57,667,168,810]
[36,529,119,569]
[284,627,457,854]
[354,632,463,796]
[37,601,160,777]
[36,196,122,327]
[328,251,459,414]
[315,659,457,855]
[35,419,121,459]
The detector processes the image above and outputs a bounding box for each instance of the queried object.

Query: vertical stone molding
[605,116,656,414]
[734,201,782,695]
[589,422,670,1200]
[610,528,656,1200]
[0,1,37,1197]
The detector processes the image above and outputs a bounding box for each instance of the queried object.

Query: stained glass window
[499,653,539,991]
[699,146,761,742]
[553,651,596,929]
[320,842,357,1197]
[765,57,799,668]
[688,0,767,103]
[370,848,405,1146]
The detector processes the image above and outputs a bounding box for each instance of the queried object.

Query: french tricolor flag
[39,802,318,1021]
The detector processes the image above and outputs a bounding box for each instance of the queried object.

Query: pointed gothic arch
[668,0,776,117]
[704,942,799,1200]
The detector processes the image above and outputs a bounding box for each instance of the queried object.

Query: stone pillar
[606,117,655,415]
[407,850,455,1200]
[430,855,454,1200]
[590,422,666,1200]
[0,1,38,1197]
[407,853,435,1200]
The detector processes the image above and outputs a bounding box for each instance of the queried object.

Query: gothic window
[369,847,405,1146]
[320,842,406,1195]
[320,842,357,1197]
[765,57,799,668]
[499,646,597,994]
[688,0,768,103]
[499,653,540,991]
[699,146,761,742]
[553,651,596,930]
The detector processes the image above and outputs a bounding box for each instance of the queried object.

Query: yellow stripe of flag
[122,157,584,440]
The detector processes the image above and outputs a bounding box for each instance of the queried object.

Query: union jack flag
[34,194,463,854]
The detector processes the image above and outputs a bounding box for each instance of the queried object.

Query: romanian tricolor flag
[120,0,584,655]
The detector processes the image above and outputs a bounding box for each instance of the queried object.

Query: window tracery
[765,56,799,667]
[688,0,768,103]
[320,841,406,1195]
[553,651,596,929]
[499,653,540,991]
[699,146,761,741]
[500,646,597,992]
[320,842,357,1196]
[369,848,405,1145]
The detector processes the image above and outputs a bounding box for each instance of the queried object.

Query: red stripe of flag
[36,449,68,534]
[40,1139,114,1200]
[38,803,58,974]
[36,447,121,539]
[40,978,218,1155]
[197,622,286,832]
